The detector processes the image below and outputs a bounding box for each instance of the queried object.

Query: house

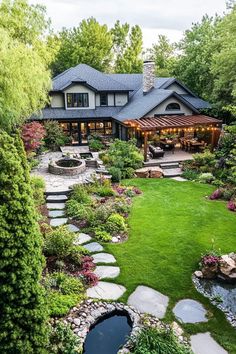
[36,61,221,152]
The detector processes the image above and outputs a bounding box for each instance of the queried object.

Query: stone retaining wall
[48,158,86,176]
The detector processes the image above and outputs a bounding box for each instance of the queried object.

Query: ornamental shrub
[70,184,93,205]
[198,172,215,184]
[44,272,84,295]
[94,228,112,242]
[48,322,81,354]
[21,121,46,154]
[108,166,122,182]
[104,213,127,235]
[44,120,70,151]
[30,175,45,207]
[0,131,48,352]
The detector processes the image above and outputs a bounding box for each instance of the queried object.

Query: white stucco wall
[115,93,128,106]
[108,93,115,106]
[145,97,193,117]
[167,83,188,95]
[64,84,95,109]
[51,93,64,108]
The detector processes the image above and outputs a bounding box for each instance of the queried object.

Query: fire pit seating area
[149,145,164,159]
[48,157,86,176]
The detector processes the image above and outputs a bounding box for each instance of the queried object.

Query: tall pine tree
[0,130,48,353]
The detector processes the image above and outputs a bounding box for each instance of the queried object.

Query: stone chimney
[143,60,155,94]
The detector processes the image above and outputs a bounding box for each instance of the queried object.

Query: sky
[30,0,227,47]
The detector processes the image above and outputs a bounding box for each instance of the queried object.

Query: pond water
[56,158,81,168]
[83,310,132,354]
[196,277,236,316]
[80,153,93,159]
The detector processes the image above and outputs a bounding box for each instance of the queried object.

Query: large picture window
[67,93,89,108]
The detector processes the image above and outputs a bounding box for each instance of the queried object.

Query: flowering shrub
[201,254,220,267]
[21,121,46,154]
[80,271,99,287]
[227,200,236,212]
[209,189,223,200]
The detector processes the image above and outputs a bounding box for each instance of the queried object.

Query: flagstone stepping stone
[67,224,80,233]
[50,218,68,227]
[86,281,126,300]
[190,333,228,354]
[173,299,208,323]
[47,203,65,210]
[171,176,187,182]
[94,266,120,279]
[46,195,68,202]
[74,233,92,245]
[92,253,116,264]
[128,285,169,319]
[83,242,103,253]
[48,210,65,218]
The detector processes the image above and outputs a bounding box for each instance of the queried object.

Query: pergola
[123,114,222,161]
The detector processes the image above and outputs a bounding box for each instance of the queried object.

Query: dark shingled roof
[53,64,129,92]
[37,107,121,120]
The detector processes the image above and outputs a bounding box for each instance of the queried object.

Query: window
[67,93,89,108]
[100,93,108,106]
[88,121,112,136]
[166,102,181,111]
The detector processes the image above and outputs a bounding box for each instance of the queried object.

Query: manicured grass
[105,179,236,353]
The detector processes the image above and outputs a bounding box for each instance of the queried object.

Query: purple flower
[227,200,236,212]
[209,189,222,200]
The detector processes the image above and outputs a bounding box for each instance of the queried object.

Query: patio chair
[149,145,164,158]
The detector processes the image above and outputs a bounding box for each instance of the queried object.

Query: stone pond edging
[59,300,189,352]
[48,158,86,176]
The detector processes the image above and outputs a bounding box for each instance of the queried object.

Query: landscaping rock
[74,233,92,245]
[94,266,120,279]
[194,270,203,278]
[92,253,116,264]
[128,285,169,319]
[86,281,126,300]
[50,218,68,227]
[135,167,149,178]
[83,242,104,253]
[47,202,65,210]
[149,166,163,178]
[219,255,236,276]
[67,224,80,233]
[190,332,228,354]
[48,210,65,218]
[173,299,208,323]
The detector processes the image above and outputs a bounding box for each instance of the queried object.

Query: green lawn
[105,179,236,353]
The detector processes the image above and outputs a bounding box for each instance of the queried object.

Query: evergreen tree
[0,130,48,353]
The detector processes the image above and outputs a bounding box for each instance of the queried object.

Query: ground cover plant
[66,178,141,242]
[106,179,236,353]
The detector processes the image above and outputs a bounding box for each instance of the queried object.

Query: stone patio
[31,151,97,193]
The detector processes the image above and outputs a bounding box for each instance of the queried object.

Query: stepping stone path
[190,333,228,354]
[128,285,169,319]
[67,224,80,233]
[50,218,68,227]
[94,266,120,279]
[171,176,187,182]
[86,281,126,300]
[83,242,104,253]
[46,195,68,202]
[74,233,92,245]
[48,210,65,218]
[92,253,116,264]
[173,299,208,323]
[47,202,65,210]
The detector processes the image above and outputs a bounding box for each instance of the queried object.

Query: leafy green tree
[0,0,52,132]
[52,17,113,75]
[149,35,176,77]
[112,22,143,73]
[174,15,220,99]
[211,6,236,109]
[0,130,48,353]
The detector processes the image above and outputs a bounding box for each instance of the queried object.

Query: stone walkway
[44,181,229,354]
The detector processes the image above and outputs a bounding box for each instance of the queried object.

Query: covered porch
[124,114,222,162]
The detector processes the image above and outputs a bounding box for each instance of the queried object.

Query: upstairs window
[166,102,181,111]
[67,93,89,108]
[100,92,108,106]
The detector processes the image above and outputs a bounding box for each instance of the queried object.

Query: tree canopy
[0,0,52,132]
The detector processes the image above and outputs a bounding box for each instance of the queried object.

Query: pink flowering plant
[201,253,220,268]
[227,200,236,212]
[209,189,223,200]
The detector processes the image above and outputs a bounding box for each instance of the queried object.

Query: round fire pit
[48,157,86,176]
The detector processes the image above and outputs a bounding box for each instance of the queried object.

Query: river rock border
[61,300,189,353]
[192,275,236,328]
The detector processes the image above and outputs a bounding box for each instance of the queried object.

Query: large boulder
[149,167,164,178]
[135,167,150,178]
[219,254,236,276]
